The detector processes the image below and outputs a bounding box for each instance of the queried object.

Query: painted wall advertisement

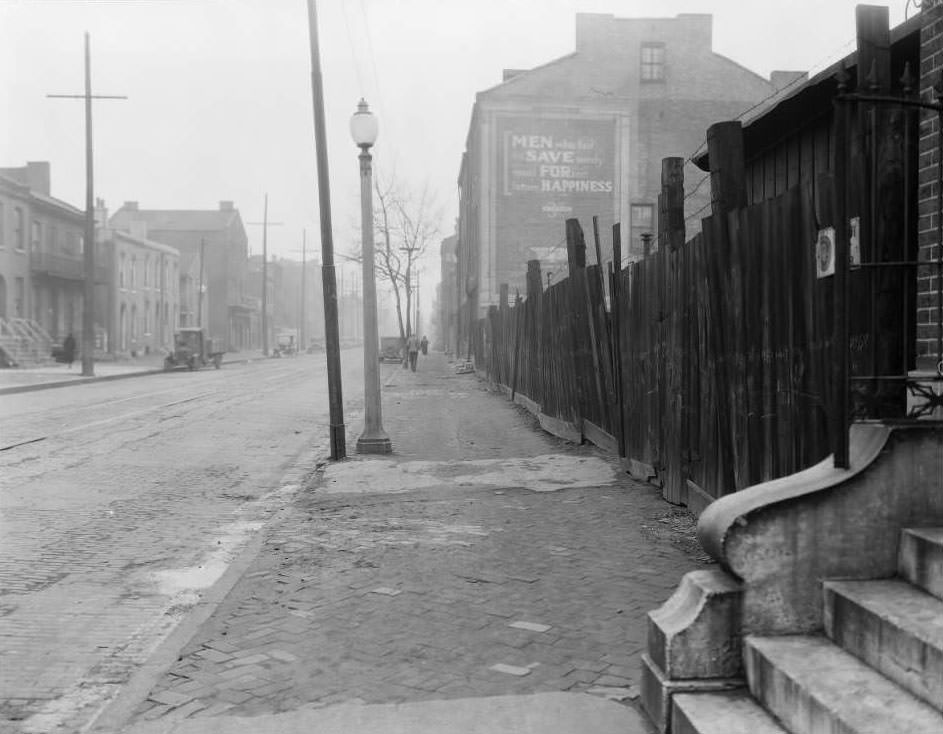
[495,115,617,280]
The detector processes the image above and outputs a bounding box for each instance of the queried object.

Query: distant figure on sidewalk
[406,333,420,372]
[420,335,428,355]
[62,333,76,369]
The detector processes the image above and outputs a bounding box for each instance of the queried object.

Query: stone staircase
[0,317,53,367]
[671,527,943,734]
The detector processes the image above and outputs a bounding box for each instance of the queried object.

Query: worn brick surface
[127,353,707,726]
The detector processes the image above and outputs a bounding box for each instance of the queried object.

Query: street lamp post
[351,99,392,454]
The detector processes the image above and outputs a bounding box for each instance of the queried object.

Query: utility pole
[306,0,346,460]
[48,32,126,376]
[300,230,306,351]
[197,238,205,327]
[290,230,308,351]
[415,270,421,337]
[247,195,283,356]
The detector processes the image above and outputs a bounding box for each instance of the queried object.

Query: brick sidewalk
[101,352,707,733]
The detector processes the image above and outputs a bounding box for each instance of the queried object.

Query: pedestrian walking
[406,333,420,372]
[420,335,428,355]
[62,332,76,369]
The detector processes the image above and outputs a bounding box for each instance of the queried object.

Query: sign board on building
[494,115,618,288]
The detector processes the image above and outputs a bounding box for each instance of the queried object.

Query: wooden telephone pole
[247,195,283,355]
[48,33,126,376]
[306,0,346,459]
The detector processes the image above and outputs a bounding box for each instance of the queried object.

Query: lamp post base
[356,433,392,454]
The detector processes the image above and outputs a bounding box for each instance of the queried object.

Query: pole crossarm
[47,33,126,377]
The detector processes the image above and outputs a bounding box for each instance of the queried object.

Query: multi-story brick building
[110,201,253,351]
[454,12,802,348]
[96,206,181,356]
[0,162,89,341]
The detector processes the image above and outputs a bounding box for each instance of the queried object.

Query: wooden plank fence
[473,176,839,505]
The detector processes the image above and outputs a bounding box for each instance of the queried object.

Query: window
[0,202,5,246]
[641,43,665,82]
[630,204,655,256]
[143,256,150,287]
[47,225,58,252]
[14,208,24,250]
[130,256,136,290]
[31,221,41,253]
[14,277,24,316]
[119,253,126,288]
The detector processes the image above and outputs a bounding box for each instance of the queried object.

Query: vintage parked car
[379,335,404,363]
[164,327,224,371]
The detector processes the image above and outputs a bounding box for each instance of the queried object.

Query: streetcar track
[0,361,326,454]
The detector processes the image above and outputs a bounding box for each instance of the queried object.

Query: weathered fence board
[473,181,841,502]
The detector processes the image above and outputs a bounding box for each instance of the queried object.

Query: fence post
[611,224,626,458]
[566,218,589,430]
[707,121,747,217]
[659,157,686,251]
[566,218,587,272]
[526,259,542,298]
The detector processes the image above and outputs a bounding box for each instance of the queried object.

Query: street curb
[85,532,265,734]
[85,445,327,734]
[0,357,268,397]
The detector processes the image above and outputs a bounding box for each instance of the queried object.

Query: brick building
[96,207,181,356]
[918,0,942,367]
[453,12,801,351]
[110,201,252,351]
[0,162,89,341]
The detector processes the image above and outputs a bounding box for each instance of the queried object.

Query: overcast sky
[1,0,912,314]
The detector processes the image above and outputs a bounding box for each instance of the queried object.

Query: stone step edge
[823,578,943,710]
[745,635,943,734]
[899,528,943,601]
[672,690,789,734]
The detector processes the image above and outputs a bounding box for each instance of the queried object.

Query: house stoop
[640,423,943,734]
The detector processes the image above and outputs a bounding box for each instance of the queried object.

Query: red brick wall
[918,0,943,365]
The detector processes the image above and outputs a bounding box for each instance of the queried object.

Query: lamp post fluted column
[352,99,392,454]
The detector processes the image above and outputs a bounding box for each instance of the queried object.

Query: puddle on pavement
[150,519,263,597]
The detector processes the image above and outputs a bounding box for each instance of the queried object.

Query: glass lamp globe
[350,99,378,147]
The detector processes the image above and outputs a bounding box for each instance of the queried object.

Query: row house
[110,201,252,351]
[0,162,90,341]
[96,212,183,356]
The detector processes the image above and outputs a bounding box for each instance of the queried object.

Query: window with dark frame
[630,203,655,256]
[641,43,665,82]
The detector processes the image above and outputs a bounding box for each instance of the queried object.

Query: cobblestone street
[108,353,707,733]
[0,358,345,733]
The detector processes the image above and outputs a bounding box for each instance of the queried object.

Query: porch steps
[672,690,787,734]
[670,527,943,733]
[899,527,943,600]
[823,578,943,708]
[745,634,942,733]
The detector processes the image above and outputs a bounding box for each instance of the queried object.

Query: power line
[339,0,366,92]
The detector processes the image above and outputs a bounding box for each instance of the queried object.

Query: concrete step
[899,528,943,600]
[744,635,943,734]
[823,578,943,710]
[672,690,788,734]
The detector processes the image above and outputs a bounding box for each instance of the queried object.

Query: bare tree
[349,173,440,348]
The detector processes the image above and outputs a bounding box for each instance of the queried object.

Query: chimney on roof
[677,14,713,51]
[575,13,614,55]
[124,201,139,211]
[25,161,51,196]
[219,201,234,212]
[94,198,108,228]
